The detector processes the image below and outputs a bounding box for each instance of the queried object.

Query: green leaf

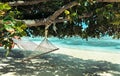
[96,8,101,13]
[71,12,77,17]
[20,24,27,29]
[3,16,14,22]
[9,11,15,17]
[3,3,11,10]
[0,3,11,10]
[4,24,14,31]
[17,27,23,32]
[21,31,27,36]
[0,3,4,10]
[106,4,113,9]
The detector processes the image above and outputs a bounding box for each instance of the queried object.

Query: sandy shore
[53,46,120,64]
[0,46,120,76]
[1,45,120,64]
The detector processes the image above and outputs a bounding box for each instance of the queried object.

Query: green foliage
[21,0,120,39]
[0,2,11,17]
[0,2,27,56]
[1,0,120,40]
[0,2,11,10]
[110,13,120,25]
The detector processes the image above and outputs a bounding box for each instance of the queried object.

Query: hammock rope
[45,27,48,39]
[12,27,59,61]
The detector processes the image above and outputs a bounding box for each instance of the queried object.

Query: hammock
[12,38,59,61]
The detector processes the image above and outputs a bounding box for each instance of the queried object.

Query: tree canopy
[0,0,120,55]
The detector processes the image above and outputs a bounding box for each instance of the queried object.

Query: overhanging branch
[8,0,50,6]
[24,1,79,28]
[8,0,120,7]
[97,0,120,2]
[14,0,118,28]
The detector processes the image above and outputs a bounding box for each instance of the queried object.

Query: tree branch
[23,1,79,28]
[8,0,120,7]
[9,1,93,28]
[11,0,93,28]
[8,0,50,6]
[97,0,120,2]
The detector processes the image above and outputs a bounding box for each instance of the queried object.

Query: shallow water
[22,36,120,53]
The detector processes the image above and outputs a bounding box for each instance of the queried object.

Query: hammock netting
[12,38,59,60]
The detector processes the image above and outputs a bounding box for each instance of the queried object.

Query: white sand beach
[0,46,120,76]
[53,46,120,64]
[8,44,120,65]
[1,44,120,64]
[10,37,120,65]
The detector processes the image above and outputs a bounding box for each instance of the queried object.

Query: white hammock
[12,38,59,61]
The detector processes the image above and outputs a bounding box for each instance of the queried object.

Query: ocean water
[22,36,120,53]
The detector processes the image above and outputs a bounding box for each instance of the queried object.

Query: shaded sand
[0,47,120,76]
[53,46,120,64]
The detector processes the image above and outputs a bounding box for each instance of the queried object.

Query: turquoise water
[22,36,120,53]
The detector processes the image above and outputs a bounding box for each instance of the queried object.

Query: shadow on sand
[0,49,120,76]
